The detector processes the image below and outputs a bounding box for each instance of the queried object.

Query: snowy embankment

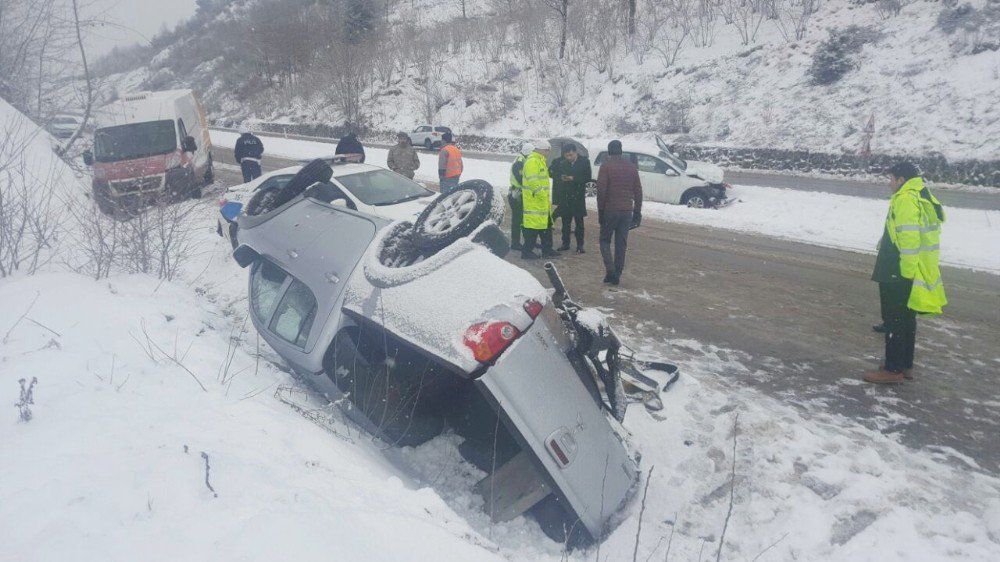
[2,107,1000,560]
[210,130,1000,274]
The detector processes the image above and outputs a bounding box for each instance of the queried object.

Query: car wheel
[412,180,495,252]
[584,180,597,198]
[257,158,333,214]
[528,494,592,548]
[682,188,709,209]
[423,138,432,150]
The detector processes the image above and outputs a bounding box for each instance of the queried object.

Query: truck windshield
[94,120,176,162]
[336,169,432,206]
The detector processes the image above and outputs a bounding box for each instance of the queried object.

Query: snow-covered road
[210,130,1000,274]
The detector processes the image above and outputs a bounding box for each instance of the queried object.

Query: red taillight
[549,438,570,466]
[218,198,228,207]
[432,132,440,137]
[463,321,521,363]
[523,299,543,319]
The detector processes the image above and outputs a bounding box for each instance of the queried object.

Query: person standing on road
[387,131,420,179]
[508,142,533,251]
[335,131,366,163]
[520,140,560,260]
[438,132,464,194]
[550,142,592,253]
[596,140,642,285]
[864,162,946,384]
[234,125,264,183]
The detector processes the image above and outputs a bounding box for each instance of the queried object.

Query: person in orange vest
[438,132,464,194]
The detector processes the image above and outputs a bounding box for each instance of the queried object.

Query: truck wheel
[266,158,332,212]
[204,156,215,185]
[93,184,118,217]
[682,188,709,209]
[412,180,496,252]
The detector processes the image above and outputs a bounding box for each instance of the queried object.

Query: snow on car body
[217,159,437,248]
[233,166,639,544]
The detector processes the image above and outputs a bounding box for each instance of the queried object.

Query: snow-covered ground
[3,103,1000,560]
[210,130,1000,274]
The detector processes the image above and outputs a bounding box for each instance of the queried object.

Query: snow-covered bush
[808,25,880,85]
[936,2,1000,54]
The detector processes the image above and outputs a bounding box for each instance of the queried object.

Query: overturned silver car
[232,160,677,545]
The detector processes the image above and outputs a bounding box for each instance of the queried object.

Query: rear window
[270,279,317,348]
[250,260,286,322]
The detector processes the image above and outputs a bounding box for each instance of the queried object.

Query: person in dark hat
[595,140,642,285]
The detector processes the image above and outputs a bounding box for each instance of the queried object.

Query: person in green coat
[864,162,946,384]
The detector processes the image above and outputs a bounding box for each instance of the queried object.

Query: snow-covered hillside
[106,0,1000,161]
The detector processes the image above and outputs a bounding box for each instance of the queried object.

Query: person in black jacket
[335,131,366,163]
[550,143,592,253]
[234,125,264,182]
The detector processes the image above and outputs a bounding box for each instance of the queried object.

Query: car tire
[411,180,497,252]
[584,180,597,198]
[257,158,332,214]
[423,138,432,150]
[682,188,709,209]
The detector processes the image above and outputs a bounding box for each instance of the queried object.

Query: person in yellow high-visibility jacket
[864,162,946,384]
[520,140,560,259]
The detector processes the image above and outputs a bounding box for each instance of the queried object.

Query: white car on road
[408,125,452,150]
[217,158,436,248]
[583,136,733,208]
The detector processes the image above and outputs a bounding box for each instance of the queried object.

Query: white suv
[408,125,452,150]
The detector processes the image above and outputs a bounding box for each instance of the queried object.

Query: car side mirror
[82,150,93,166]
[232,245,260,268]
[182,136,197,153]
[331,198,349,207]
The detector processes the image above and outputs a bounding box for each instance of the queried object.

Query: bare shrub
[775,0,823,42]
[112,201,201,281]
[16,377,38,422]
[0,119,66,278]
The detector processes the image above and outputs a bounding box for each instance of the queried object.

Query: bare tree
[544,0,570,59]
[775,0,822,42]
[58,0,93,155]
[720,0,767,45]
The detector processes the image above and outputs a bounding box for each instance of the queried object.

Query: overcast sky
[85,0,199,56]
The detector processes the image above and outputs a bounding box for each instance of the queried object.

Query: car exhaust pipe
[543,262,570,307]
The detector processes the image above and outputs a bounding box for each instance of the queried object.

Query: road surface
[212,153,1000,474]
[211,128,1000,210]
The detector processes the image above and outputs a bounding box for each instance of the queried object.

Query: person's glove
[631,211,642,229]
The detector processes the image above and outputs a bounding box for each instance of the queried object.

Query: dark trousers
[880,281,916,372]
[600,211,633,276]
[522,226,553,254]
[508,193,523,248]
[240,160,261,183]
[560,213,585,248]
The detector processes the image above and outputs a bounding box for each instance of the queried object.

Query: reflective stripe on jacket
[886,177,947,315]
[440,144,463,178]
[521,151,551,230]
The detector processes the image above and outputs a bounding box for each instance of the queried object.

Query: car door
[411,125,430,145]
[631,152,684,204]
[475,320,638,540]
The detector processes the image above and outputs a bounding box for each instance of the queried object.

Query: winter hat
[520,142,534,155]
[534,139,551,150]
[239,124,251,135]
[888,162,920,181]
[608,140,623,155]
